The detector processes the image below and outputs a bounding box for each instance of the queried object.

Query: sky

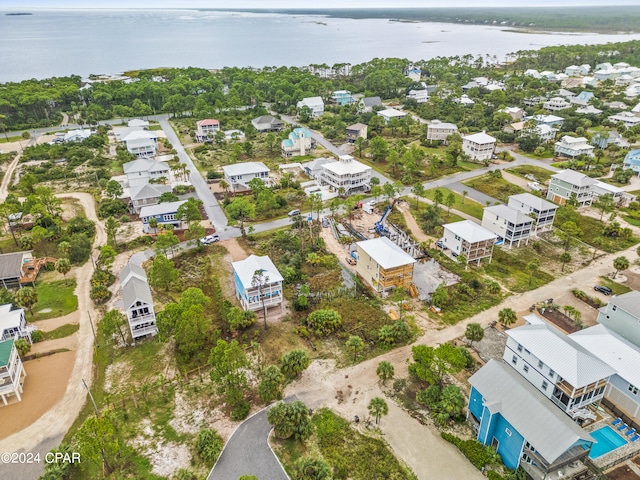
[3,0,640,8]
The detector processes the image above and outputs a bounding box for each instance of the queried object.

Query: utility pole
[82,378,100,417]
[87,310,97,346]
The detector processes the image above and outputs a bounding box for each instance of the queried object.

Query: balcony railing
[129,314,156,327]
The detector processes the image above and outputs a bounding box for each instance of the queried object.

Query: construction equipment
[375,204,393,237]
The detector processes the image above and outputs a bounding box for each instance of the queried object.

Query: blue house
[624,149,640,176]
[139,199,186,233]
[571,91,595,106]
[331,90,355,106]
[231,255,284,314]
[468,360,594,479]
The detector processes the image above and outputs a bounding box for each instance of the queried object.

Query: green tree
[15,286,38,316]
[158,191,179,203]
[527,260,539,286]
[209,339,249,406]
[281,349,310,380]
[105,180,123,199]
[292,457,332,480]
[184,223,206,250]
[105,216,120,246]
[99,310,128,345]
[195,428,224,465]
[251,269,272,329]
[148,217,159,235]
[267,400,312,441]
[461,190,468,204]
[560,252,571,272]
[465,323,484,347]
[409,343,467,388]
[148,255,179,291]
[14,338,31,357]
[346,335,364,362]
[354,136,366,157]
[58,240,71,257]
[369,136,388,161]
[498,307,517,328]
[376,360,395,385]
[444,192,455,216]
[368,397,389,425]
[613,256,630,279]
[431,283,449,309]
[411,182,425,209]
[0,202,20,246]
[177,198,202,227]
[75,411,118,475]
[98,244,117,271]
[258,365,285,403]
[90,285,111,304]
[154,229,180,257]
[305,309,342,336]
[594,193,615,222]
[226,197,255,238]
[558,221,583,251]
[55,257,72,284]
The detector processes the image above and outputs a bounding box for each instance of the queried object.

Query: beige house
[462,132,496,162]
[346,123,367,143]
[427,120,458,144]
[355,237,416,294]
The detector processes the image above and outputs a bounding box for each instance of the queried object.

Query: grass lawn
[421,188,485,219]
[598,276,633,295]
[483,248,555,293]
[32,279,78,321]
[513,148,554,160]
[506,165,554,183]
[623,215,640,227]
[274,408,417,480]
[44,323,79,340]
[463,173,526,203]
[148,124,163,131]
[0,135,22,144]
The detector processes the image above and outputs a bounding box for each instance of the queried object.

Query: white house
[0,339,27,406]
[128,118,149,128]
[0,304,33,344]
[222,162,271,192]
[455,94,475,106]
[297,96,324,117]
[358,96,383,113]
[608,111,640,129]
[543,97,572,112]
[508,193,558,232]
[547,169,596,207]
[195,119,220,142]
[317,155,372,195]
[139,200,187,232]
[462,132,496,162]
[596,290,640,347]
[554,136,595,158]
[406,89,429,104]
[122,130,158,158]
[119,263,157,340]
[575,105,603,115]
[623,149,640,175]
[281,127,316,158]
[442,220,496,265]
[232,255,283,313]
[129,183,173,214]
[482,204,533,248]
[301,157,337,179]
[63,128,93,143]
[123,158,171,188]
[528,114,565,128]
[251,115,284,132]
[504,321,614,418]
[501,107,525,121]
[377,108,407,124]
[355,237,416,294]
[426,120,458,144]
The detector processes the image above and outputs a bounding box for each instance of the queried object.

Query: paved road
[159,117,229,232]
[447,181,499,205]
[207,405,289,480]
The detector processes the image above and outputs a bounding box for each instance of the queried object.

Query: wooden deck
[19,257,56,285]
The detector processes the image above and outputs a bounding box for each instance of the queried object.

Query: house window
[505,428,512,437]
[612,305,617,311]
[542,381,548,391]
[549,369,555,378]
[523,365,529,373]
[517,344,523,353]
[538,360,543,369]
[511,355,517,365]
[629,384,639,395]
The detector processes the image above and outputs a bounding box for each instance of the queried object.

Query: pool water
[589,426,628,459]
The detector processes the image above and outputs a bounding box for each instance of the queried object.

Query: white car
[200,234,220,245]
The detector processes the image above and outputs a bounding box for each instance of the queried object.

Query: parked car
[435,240,448,250]
[200,234,220,245]
[451,251,459,258]
[346,256,356,265]
[594,285,612,296]
[322,217,330,228]
[288,209,301,217]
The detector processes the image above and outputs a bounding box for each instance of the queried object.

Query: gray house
[251,115,284,133]
[120,263,157,340]
[508,193,558,232]
[358,96,383,113]
[546,170,595,207]
[596,290,640,347]
[129,184,173,214]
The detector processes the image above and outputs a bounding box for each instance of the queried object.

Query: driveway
[207,405,289,480]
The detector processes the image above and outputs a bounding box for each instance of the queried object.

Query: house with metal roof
[281,127,317,158]
[0,338,27,406]
[406,89,429,104]
[222,162,271,193]
[570,91,595,106]
[123,158,171,188]
[426,120,458,144]
[481,205,533,248]
[609,111,640,129]
[624,149,640,175]
[317,155,372,195]
[331,90,355,106]
[461,132,496,162]
[139,200,187,233]
[345,123,367,143]
[129,184,173,214]
[571,323,640,428]
[504,322,614,418]
[122,130,158,158]
[554,136,595,159]
[195,119,220,142]
[128,118,149,128]
[377,108,407,124]
[119,263,157,340]
[355,237,416,294]
[544,97,572,112]
[508,193,558,232]
[301,157,337,179]
[527,114,565,128]
[468,360,594,478]
[251,115,283,133]
[442,220,496,265]
[596,290,640,347]
[0,304,33,344]
[297,96,324,117]
[547,169,596,207]
[0,251,43,289]
[63,128,93,143]
[358,96,383,113]
[232,255,283,314]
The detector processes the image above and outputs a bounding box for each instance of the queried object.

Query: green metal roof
[0,338,15,367]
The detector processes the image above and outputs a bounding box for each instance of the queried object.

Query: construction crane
[375,199,396,237]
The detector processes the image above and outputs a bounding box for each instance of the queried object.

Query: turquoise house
[331,90,355,106]
[624,149,640,175]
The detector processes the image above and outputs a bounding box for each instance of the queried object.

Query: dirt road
[0,192,106,470]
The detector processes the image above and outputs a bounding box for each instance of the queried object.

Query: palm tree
[376,361,394,385]
[56,258,72,285]
[148,217,158,235]
[346,335,364,362]
[498,307,517,328]
[613,256,630,279]
[462,190,468,204]
[527,260,539,286]
[368,397,389,425]
[465,322,484,347]
[15,287,38,316]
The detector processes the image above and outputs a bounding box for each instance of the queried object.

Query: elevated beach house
[0,338,27,406]
[119,263,157,340]
[232,255,283,313]
[355,237,416,294]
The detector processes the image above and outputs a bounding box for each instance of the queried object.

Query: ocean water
[2,9,640,83]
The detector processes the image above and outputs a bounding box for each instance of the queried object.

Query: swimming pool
[589,426,628,459]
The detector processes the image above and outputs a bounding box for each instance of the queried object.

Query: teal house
[468,360,594,479]
[624,149,640,176]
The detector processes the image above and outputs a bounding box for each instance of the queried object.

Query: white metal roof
[593,181,624,195]
[463,132,496,144]
[232,255,283,289]
[356,237,416,270]
[607,290,640,318]
[443,220,496,243]
[508,193,558,212]
[129,183,173,202]
[484,204,532,225]
[122,130,158,142]
[121,276,153,310]
[222,162,270,177]
[551,169,596,187]
[139,200,186,219]
[128,119,149,127]
[297,96,324,107]
[570,324,640,389]
[507,323,615,388]
[470,360,594,464]
[119,263,147,285]
[123,158,169,174]
[377,108,406,118]
[321,156,371,176]
[428,120,458,130]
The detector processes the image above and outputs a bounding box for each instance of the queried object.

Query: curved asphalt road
[207,405,289,480]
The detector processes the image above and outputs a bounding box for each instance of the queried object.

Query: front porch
[520,445,593,480]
